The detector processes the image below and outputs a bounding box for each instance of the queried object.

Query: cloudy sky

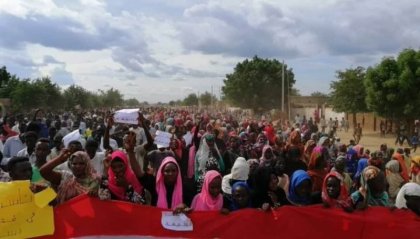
[0,0,419,103]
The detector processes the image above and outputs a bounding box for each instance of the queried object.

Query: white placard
[154,130,172,148]
[113,109,139,125]
[161,212,193,231]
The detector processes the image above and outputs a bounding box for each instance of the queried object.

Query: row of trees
[329,48,420,123]
[0,66,140,112]
[169,92,218,107]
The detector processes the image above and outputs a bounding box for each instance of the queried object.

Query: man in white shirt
[16,131,38,165]
[85,139,105,177]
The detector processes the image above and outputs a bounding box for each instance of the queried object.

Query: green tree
[365,49,420,121]
[182,93,199,106]
[222,56,295,112]
[310,91,329,97]
[63,85,93,109]
[0,66,21,99]
[98,88,124,108]
[124,98,140,107]
[32,77,64,110]
[10,79,47,111]
[199,92,217,106]
[329,66,368,124]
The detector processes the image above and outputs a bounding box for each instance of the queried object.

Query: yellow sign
[0,181,56,239]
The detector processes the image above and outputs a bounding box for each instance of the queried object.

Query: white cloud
[0,0,419,102]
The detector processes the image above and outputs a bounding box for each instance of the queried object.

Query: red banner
[38,195,419,239]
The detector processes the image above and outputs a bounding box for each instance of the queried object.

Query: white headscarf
[395,182,420,208]
[222,157,249,194]
[195,135,221,173]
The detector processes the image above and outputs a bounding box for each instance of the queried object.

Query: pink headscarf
[108,150,143,200]
[191,170,223,211]
[156,157,183,209]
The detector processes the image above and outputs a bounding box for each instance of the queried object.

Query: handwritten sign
[161,212,193,231]
[114,109,139,125]
[154,130,172,148]
[0,181,56,239]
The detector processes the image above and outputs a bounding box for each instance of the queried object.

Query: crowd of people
[0,108,419,218]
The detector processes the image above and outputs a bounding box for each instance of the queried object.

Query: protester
[223,181,252,211]
[288,170,320,206]
[395,182,420,216]
[351,166,389,208]
[155,156,185,209]
[321,172,353,212]
[191,170,223,211]
[2,106,420,230]
[307,146,328,193]
[40,150,100,204]
[385,160,405,204]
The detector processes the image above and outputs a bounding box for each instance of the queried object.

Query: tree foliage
[365,49,420,120]
[182,93,199,106]
[329,66,368,114]
[199,92,218,106]
[222,56,295,112]
[0,66,131,112]
[310,91,328,97]
[124,98,140,107]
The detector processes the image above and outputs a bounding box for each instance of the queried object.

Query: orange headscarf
[392,153,409,182]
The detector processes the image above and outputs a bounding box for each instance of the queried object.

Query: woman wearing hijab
[331,156,353,192]
[259,145,275,168]
[253,167,290,209]
[303,140,316,165]
[156,157,184,209]
[41,150,100,204]
[195,134,225,191]
[385,160,404,203]
[222,157,250,196]
[410,156,420,183]
[285,132,308,177]
[223,181,253,211]
[285,130,304,160]
[98,151,146,204]
[395,182,420,216]
[191,170,223,211]
[307,146,328,193]
[353,158,369,189]
[288,170,320,206]
[392,152,410,182]
[322,172,353,212]
[351,166,389,208]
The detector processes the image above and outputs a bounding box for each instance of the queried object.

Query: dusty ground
[335,129,419,155]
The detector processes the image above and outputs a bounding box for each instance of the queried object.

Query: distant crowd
[0,108,419,217]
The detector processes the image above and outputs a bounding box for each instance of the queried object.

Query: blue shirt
[3,135,25,158]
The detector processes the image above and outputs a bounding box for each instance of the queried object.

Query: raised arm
[125,132,144,178]
[40,149,72,186]
[138,113,154,150]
